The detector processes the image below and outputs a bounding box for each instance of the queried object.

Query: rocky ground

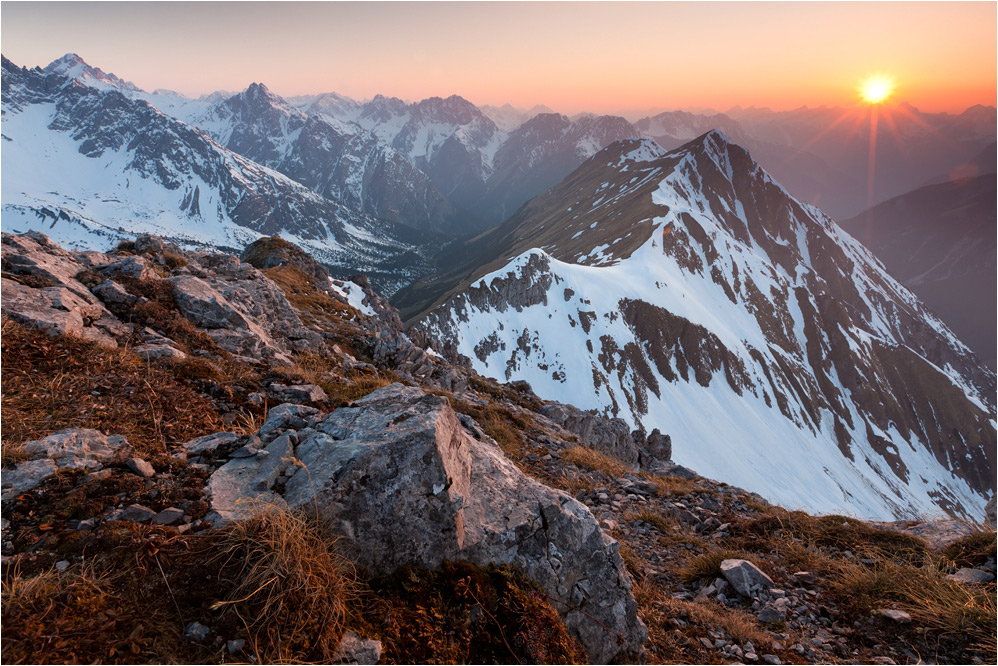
[1,232,995,664]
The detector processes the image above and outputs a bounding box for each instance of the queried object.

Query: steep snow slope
[417,133,996,521]
[1,57,436,294]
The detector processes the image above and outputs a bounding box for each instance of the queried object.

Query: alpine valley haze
[1,2,996,665]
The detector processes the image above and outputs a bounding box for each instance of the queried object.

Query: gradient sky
[1,1,995,115]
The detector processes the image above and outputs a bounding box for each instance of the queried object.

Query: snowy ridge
[1,56,437,295]
[419,132,996,521]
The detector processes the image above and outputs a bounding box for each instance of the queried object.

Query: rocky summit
[1,232,994,665]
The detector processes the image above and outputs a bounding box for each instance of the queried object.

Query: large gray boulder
[207,385,646,663]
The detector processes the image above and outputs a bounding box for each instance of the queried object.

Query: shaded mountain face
[723,104,996,218]
[303,94,642,229]
[839,175,997,369]
[190,84,462,234]
[413,132,995,521]
[0,57,438,295]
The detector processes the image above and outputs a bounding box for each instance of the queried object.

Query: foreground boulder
[207,384,646,662]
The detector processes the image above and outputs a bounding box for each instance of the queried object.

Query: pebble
[152,507,185,526]
[126,458,155,478]
[185,621,210,641]
[878,609,911,623]
[761,655,781,665]
[120,504,157,523]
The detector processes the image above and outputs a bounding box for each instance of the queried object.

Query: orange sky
[2,2,995,114]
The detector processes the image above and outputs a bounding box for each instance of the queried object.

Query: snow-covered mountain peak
[414,129,996,522]
[43,52,140,92]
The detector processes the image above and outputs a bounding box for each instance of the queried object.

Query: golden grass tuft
[560,446,630,477]
[941,528,997,569]
[210,504,357,663]
[679,548,746,583]
[642,473,700,497]
[451,400,533,460]
[629,509,676,533]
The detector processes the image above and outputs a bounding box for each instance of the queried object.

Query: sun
[859,74,895,104]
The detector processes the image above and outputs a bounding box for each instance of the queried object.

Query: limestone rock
[182,432,242,455]
[168,275,250,329]
[1,458,58,501]
[720,559,774,597]
[332,631,383,665]
[207,384,646,662]
[120,504,157,523]
[946,567,995,584]
[126,458,155,478]
[205,434,294,523]
[877,609,911,623]
[21,429,131,472]
[132,343,187,361]
[538,402,640,467]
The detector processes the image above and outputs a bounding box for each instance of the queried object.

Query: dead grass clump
[451,401,533,460]
[830,557,996,658]
[629,509,676,533]
[1,317,223,456]
[740,508,927,564]
[162,250,187,269]
[211,505,356,662]
[363,561,586,664]
[1,439,31,468]
[680,548,745,583]
[561,446,630,477]
[643,473,699,497]
[941,528,997,569]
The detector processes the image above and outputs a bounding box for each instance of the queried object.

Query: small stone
[758,605,785,623]
[126,458,155,477]
[791,571,817,585]
[878,609,911,623]
[721,559,774,597]
[762,655,781,665]
[152,507,185,526]
[55,560,70,572]
[76,519,95,531]
[946,568,995,584]
[120,504,157,522]
[332,630,383,664]
[227,639,246,654]
[185,621,210,641]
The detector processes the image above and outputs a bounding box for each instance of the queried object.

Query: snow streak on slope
[419,133,996,521]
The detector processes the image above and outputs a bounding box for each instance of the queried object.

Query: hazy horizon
[2,1,995,115]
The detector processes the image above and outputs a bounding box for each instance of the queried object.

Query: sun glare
[859,75,895,104]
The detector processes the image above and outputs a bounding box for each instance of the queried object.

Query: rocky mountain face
[839,174,997,369]
[1,57,437,296]
[191,84,462,233]
[42,52,141,92]
[413,132,996,522]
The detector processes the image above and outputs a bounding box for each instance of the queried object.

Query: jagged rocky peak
[43,52,140,92]
[416,128,996,522]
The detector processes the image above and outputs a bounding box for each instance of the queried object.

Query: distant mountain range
[411,132,995,521]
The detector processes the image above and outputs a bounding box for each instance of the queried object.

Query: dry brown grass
[642,473,700,497]
[451,400,533,460]
[1,317,224,456]
[629,509,676,533]
[262,266,367,352]
[561,446,630,477]
[210,504,357,663]
[679,548,746,583]
[829,555,996,657]
[941,528,997,569]
[738,508,927,564]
